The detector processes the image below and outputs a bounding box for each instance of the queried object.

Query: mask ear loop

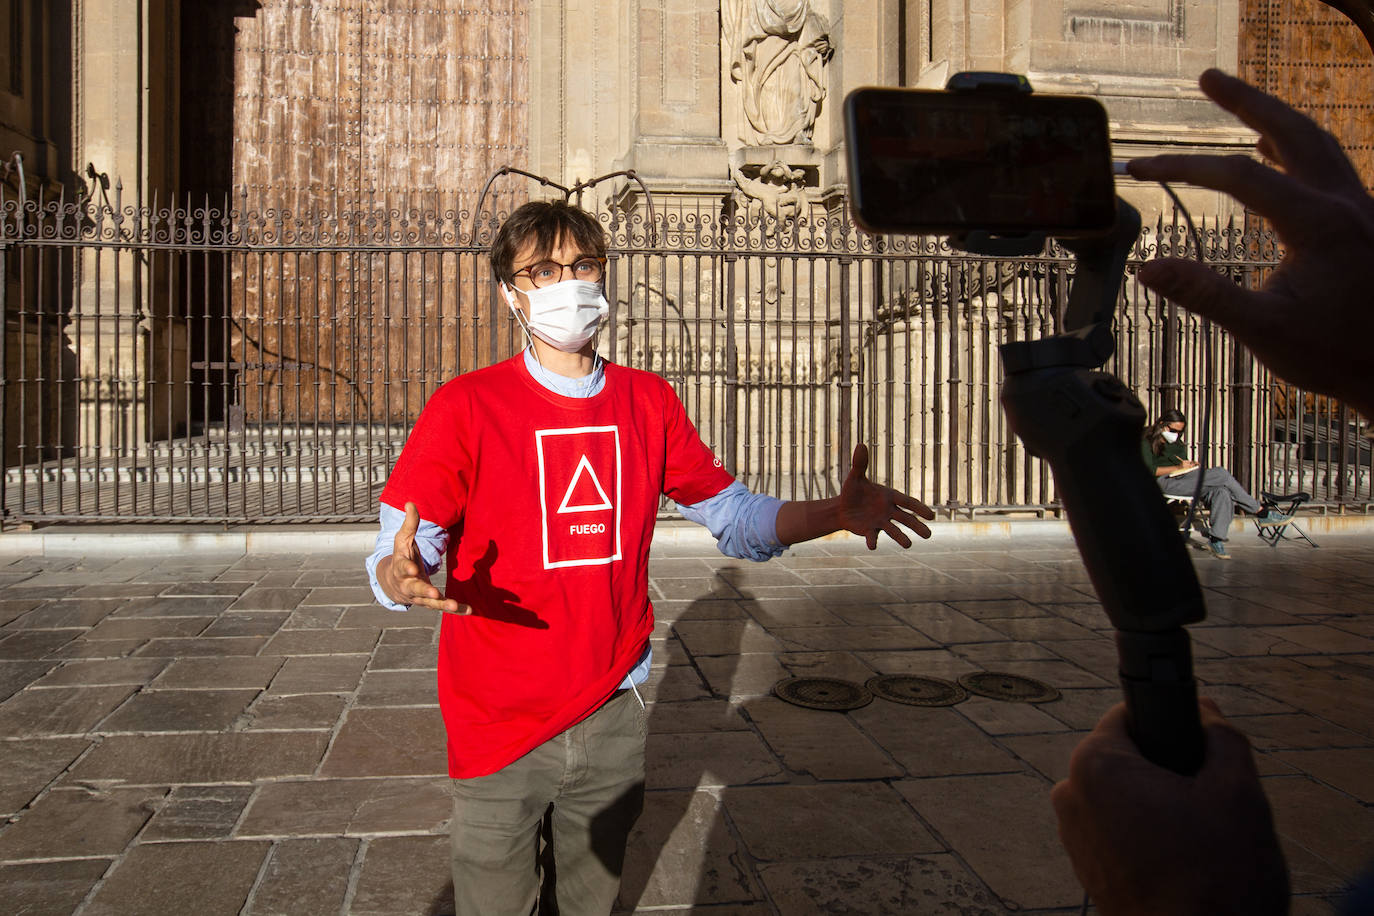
[502,282,544,367]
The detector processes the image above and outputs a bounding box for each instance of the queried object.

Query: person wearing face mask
[1143,408,1292,560]
[364,199,936,915]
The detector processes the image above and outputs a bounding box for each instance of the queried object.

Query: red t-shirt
[380,355,734,777]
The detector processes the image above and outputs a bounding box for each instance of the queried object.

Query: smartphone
[844,85,1117,236]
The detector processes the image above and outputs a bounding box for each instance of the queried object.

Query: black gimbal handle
[999,366,1206,774]
[995,197,1206,775]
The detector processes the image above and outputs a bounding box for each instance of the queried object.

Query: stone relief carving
[723,0,834,146]
[731,160,807,222]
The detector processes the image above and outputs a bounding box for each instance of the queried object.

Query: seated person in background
[1142,408,1291,560]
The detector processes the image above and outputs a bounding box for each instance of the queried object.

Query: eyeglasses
[512,256,606,288]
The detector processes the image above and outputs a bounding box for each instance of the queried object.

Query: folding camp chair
[1164,493,1212,545]
[1254,491,1319,548]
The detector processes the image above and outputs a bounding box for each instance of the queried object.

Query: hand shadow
[453,540,549,629]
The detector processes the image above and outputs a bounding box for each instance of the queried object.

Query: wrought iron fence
[1,186,1368,523]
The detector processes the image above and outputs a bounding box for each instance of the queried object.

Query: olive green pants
[449,689,647,916]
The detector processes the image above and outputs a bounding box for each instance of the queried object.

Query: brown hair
[1144,408,1186,456]
[489,200,607,284]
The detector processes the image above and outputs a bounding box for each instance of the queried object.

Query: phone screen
[844,87,1117,236]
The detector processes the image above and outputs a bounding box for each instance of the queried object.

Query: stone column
[71,0,177,455]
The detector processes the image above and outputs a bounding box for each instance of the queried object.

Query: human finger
[897,491,936,521]
[1127,153,1320,246]
[847,443,870,482]
[1136,257,1284,345]
[1196,69,1361,191]
[881,520,913,549]
[894,507,932,540]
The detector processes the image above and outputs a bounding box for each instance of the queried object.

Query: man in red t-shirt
[370,200,934,915]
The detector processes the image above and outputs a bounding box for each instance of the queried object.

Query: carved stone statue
[731,160,807,223]
[723,0,834,146]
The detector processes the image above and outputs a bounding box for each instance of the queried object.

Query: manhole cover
[866,674,967,707]
[957,672,1060,703]
[773,677,873,711]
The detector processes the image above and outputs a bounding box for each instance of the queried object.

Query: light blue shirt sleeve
[676,480,786,561]
[365,502,449,611]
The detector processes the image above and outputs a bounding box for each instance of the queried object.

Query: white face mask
[504,279,609,353]
[1161,429,1181,443]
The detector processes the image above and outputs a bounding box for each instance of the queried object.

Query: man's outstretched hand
[775,444,935,549]
[838,443,935,549]
[377,502,467,613]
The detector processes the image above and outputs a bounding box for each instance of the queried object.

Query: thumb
[848,443,870,482]
[395,502,421,557]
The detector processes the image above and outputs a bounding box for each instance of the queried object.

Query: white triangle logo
[557,454,613,514]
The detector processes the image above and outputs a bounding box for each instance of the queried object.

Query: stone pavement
[0,525,1372,915]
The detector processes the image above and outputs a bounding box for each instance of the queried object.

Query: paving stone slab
[319,707,448,777]
[0,737,93,815]
[642,663,710,703]
[301,585,379,606]
[378,625,439,646]
[644,700,749,735]
[98,688,260,733]
[884,603,1009,644]
[0,598,44,627]
[45,636,147,659]
[726,781,940,861]
[162,580,251,597]
[238,777,450,836]
[248,836,359,916]
[202,612,291,638]
[653,577,743,601]
[770,624,938,652]
[34,658,167,688]
[998,731,1087,783]
[0,858,112,915]
[348,835,453,916]
[853,648,980,680]
[87,615,213,640]
[775,649,876,683]
[339,603,436,629]
[244,693,348,730]
[983,616,1100,642]
[261,627,381,656]
[618,788,763,910]
[755,854,1009,915]
[0,684,137,737]
[1232,713,1372,751]
[694,653,789,699]
[368,643,438,671]
[645,730,784,789]
[0,785,166,859]
[141,785,256,840]
[957,696,1072,736]
[135,636,270,657]
[671,620,782,656]
[71,732,330,783]
[1265,775,1374,879]
[353,670,437,708]
[741,696,902,781]
[1272,748,1374,804]
[0,629,81,659]
[228,587,313,611]
[269,655,370,693]
[113,595,237,618]
[0,660,58,702]
[741,596,843,627]
[82,839,271,916]
[11,598,125,628]
[849,703,1021,777]
[896,772,1080,911]
[154,656,285,690]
